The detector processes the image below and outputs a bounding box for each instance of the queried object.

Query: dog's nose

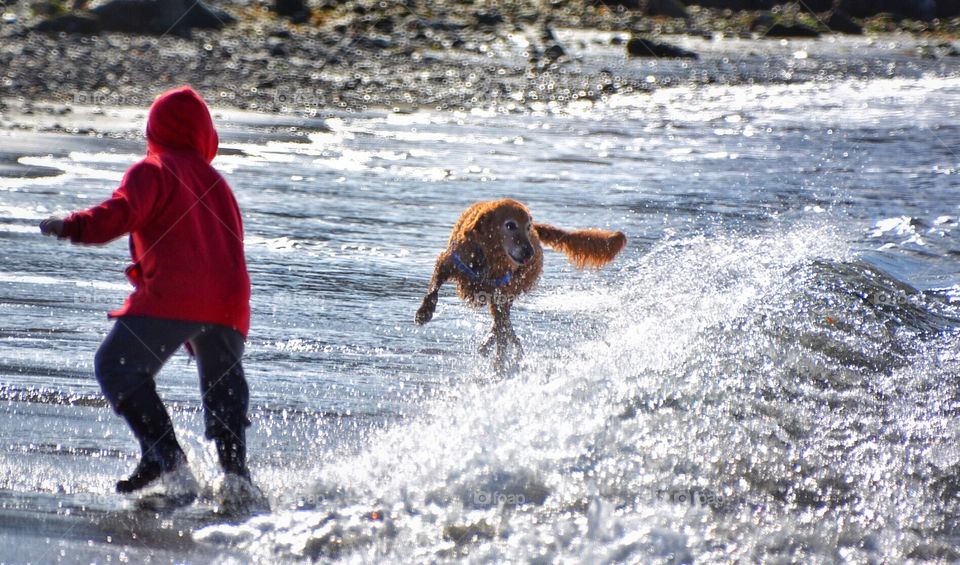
[521,245,534,261]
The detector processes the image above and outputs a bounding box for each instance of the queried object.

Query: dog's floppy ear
[534,223,626,268]
[457,206,500,249]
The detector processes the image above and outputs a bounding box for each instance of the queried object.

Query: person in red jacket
[40,86,256,506]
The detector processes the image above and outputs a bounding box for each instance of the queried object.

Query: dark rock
[626,36,697,58]
[267,37,287,56]
[373,16,394,34]
[79,0,235,35]
[825,11,863,34]
[33,13,101,33]
[274,0,305,17]
[289,11,310,24]
[544,42,565,60]
[763,22,821,38]
[646,0,688,17]
[474,10,503,27]
[33,0,67,17]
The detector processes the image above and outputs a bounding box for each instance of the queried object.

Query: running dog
[415,199,626,372]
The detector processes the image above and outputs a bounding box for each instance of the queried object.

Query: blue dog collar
[451,252,512,286]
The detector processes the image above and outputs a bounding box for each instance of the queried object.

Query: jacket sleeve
[61,160,161,244]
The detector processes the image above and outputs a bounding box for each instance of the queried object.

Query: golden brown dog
[415,199,627,371]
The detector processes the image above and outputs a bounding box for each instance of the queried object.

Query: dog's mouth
[508,249,531,266]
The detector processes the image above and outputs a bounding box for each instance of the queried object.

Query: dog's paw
[415,293,439,325]
[415,304,434,325]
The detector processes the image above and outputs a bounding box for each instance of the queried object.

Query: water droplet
[119,357,126,365]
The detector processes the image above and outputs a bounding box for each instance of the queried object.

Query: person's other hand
[39,218,66,239]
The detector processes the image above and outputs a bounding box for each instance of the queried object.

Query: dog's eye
[505,220,518,231]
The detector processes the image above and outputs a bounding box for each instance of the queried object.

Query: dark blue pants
[95,316,249,444]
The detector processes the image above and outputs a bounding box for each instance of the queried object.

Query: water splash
[197,221,960,562]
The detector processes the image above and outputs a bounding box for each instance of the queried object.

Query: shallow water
[3,74,960,563]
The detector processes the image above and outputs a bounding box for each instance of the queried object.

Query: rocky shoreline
[1,1,959,119]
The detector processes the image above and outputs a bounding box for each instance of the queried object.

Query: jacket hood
[145,86,218,163]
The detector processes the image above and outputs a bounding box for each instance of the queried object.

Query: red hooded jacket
[62,86,251,337]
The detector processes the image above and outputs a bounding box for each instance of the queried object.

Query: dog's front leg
[500,316,523,358]
[505,321,523,357]
[416,252,453,325]
[478,330,496,356]
[479,299,501,356]
[490,300,520,373]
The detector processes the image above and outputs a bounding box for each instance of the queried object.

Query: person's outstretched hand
[39,218,66,239]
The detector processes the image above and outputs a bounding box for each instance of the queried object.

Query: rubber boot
[215,430,249,479]
[214,428,269,514]
[115,387,188,494]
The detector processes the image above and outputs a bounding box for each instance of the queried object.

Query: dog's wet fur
[415,199,627,373]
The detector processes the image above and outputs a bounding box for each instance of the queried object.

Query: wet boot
[214,430,268,515]
[115,387,191,495]
[116,449,184,494]
[215,430,249,479]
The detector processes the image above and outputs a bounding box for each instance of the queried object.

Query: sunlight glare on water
[3,76,960,562]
